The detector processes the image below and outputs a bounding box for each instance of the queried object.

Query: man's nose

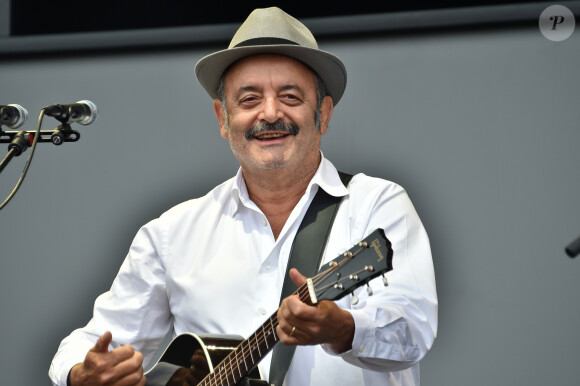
[259,98,284,123]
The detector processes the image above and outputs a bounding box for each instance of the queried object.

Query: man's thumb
[93,331,112,353]
[289,268,307,287]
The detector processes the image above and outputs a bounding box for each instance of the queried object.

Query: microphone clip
[50,124,80,145]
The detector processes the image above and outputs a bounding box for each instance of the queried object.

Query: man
[49,7,437,386]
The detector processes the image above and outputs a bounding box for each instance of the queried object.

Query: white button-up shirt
[49,155,437,386]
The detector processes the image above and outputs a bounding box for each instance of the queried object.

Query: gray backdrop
[1,4,579,386]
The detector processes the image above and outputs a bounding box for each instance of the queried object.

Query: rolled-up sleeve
[323,175,438,373]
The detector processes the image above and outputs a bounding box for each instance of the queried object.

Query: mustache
[245,120,300,140]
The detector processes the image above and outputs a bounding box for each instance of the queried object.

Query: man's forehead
[224,54,317,86]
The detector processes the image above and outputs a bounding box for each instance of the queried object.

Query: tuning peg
[350,294,359,305]
[349,274,359,281]
[382,274,388,287]
[367,284,373,296]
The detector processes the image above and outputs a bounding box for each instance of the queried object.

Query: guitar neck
[198,284,312,386]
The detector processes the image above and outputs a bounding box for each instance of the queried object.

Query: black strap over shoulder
[268,171,353,386]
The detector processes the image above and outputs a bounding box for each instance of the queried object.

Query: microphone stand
[0,147,19,174]
[1,103,94,211]
[0,124,80,173]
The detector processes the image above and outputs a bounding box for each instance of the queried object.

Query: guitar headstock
[309,229,393,304]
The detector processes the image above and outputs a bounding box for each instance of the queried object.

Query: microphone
[0,104,28,129]
[44,100,98,125]
[565,235,580,258]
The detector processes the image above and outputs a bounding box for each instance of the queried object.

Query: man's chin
[256,159,288,170]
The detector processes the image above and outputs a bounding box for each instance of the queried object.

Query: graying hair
[217,71,327,130]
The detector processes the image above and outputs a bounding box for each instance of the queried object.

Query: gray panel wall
[1,21,579,386]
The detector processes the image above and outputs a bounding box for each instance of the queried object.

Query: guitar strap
[268,171,353,386]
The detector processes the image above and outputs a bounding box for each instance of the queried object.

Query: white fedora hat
[194,7,347,106]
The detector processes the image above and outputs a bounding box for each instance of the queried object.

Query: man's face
[214,54,332,175]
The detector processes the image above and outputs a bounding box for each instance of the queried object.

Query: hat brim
[194,44,347,106]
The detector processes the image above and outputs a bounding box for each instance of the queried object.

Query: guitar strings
[199,245,368,385]
[199,285,309,385]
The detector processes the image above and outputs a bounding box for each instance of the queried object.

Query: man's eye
[283,94,301,102]
[240,96,258,103]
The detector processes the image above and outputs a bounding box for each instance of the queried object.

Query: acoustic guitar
[145,228,393,385]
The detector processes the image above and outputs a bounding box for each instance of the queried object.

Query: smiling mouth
[255,132,290,140]
[245,121,300,140]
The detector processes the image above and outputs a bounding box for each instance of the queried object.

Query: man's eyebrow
[237,85,260,94]
[279,84,306,97]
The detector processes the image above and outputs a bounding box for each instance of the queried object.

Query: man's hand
[69,331,146,385]
[276,268,355,354]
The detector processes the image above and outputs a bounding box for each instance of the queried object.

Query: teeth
[258,133,286,139]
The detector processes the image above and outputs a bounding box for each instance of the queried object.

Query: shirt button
[262,217,268,226]
[259,308,267,315]
[359,345,366,353]
[265,262,272,270]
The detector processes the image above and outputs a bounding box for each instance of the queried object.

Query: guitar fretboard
[198,281,315,386]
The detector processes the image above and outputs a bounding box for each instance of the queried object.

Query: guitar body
[145,333,265,386]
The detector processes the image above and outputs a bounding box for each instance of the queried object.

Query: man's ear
[213,99,228,139]
[319,95,333,136]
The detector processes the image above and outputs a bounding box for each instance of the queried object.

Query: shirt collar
[230,151,350,214]
[308,152,350,199]
[230,168,249,214]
